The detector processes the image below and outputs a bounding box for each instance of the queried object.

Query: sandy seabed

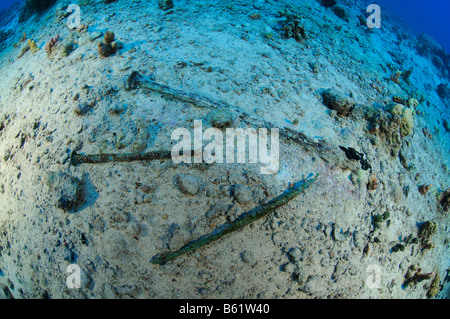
[0,0,449,299]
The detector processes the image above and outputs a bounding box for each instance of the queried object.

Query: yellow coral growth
[13,32,27,48]
[28,39,39,54]
[389,104,414,137]
[400,108,414,137]
[390,104,404,116]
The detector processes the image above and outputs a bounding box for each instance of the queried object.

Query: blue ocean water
[0,0,21,12]
[378,0,450,53]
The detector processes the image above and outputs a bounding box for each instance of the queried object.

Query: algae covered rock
[443,119,450,133]
[437,83,449,99]
[321,88,355,117]
[61,42,76,57]
[104,31,115,45]
[407,98,419,107]
[418,221,437,250]
[207,108,238,129]
[403,265,434,289]
[17,41,30,58]
[98,41,117,57]
[280,11,307,42]
[46,171,84,212]
[158,0,174,11]
[332,5,350,21]
[176,174,201,195]
[439,188,450,212]
[320,0,337,8]
[367,173,378,190]
[231,184,253,205]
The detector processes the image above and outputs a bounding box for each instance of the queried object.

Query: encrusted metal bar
[70,150,172,166]
[125,71,345,166]
[150,173,319,265]
[126,71,230,109]
[70,149,201,166]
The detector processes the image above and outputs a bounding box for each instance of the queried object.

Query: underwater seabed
[0,0,449,299]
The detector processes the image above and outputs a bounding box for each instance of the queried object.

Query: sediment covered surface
[0,0,449,299]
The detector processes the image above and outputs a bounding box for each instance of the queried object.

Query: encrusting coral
[389,104,414,137]
[399,108,414,138]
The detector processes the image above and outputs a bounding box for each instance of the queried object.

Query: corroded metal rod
[70,150,172,166]
[150,173,319,265]
[70,149,199,166]
[125,71,348,167]
[126,71,230,109]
